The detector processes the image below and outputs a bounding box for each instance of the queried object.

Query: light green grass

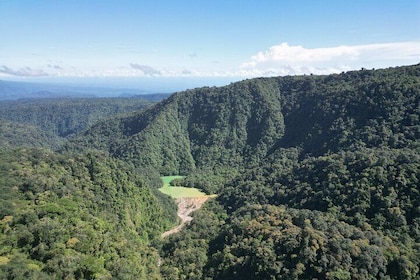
[159,176,209,198]
[161,176,184,187]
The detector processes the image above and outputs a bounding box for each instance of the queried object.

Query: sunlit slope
[68,64,420,176]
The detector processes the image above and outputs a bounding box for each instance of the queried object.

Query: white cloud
[240,41,420,76]
[0,66,49,77]
[2,42,418,80]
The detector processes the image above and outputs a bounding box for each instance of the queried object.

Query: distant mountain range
[0,79,170,100]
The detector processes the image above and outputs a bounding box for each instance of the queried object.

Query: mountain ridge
[67,64,420,174]
[1,64,419,279]
[0,79,172,100]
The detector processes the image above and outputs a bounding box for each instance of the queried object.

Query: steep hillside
[158,65,420,279]
[0,120,63,150]
[68,79,285,174]
[3,65,418,279]
[0,96,173,149]
[0,97,158,138]
[277,65,420,154]
[0,149,176,279]
[68,64,419,175]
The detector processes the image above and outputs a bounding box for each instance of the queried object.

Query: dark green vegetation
[67,76,285,175]
[0,149,176,279]
[68,65,419,176]
[156,65,420,280]
[1,64,419,279]
[0,96,168,149]
[0,119,62,150]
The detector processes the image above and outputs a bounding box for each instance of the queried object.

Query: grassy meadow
[159,176,210,198]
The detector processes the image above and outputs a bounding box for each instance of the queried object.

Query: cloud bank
[240,41,420,76]
[0,66,49,77]
[1,42,418,79]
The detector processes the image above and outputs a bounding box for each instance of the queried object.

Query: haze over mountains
[0,64,419,279]
[0,77,238,100]
[0,79,167,100]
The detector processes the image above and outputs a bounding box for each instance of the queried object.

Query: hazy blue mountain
[0,79,171,100]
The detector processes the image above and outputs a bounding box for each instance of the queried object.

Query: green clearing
[161,176,184,187]
[159,176,209,198]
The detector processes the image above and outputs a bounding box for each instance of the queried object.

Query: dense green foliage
[0,119,63,150]
[67,65,419,176]
[212,148,419,277]
[68,79,285,175]
[276,66,420,154]
[0,97,159,149]
[1,64,419,279]
[161,203,415,279]
[0,149,176,279]
[157,65,420,279]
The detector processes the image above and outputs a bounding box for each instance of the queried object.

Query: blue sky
[0,0,419,88]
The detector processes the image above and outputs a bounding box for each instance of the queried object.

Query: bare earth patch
[161,197,209,238]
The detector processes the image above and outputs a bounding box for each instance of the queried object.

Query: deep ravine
[161,197,209,238]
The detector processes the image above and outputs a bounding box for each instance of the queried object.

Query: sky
[0,0,419,90]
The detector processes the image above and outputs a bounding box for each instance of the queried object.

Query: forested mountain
[67,78,286,174]
[0,149,176,279]
[0,119,62,149]
[1,64,419,279]
[157,65,420,279]
[0,96,170,149]
[68,64,419,174]
[67,64,419,279]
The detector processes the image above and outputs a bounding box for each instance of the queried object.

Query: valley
[159,176,216,238]
[0,64,419,279]
[161,197,209,238]
[158,176,209,198]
